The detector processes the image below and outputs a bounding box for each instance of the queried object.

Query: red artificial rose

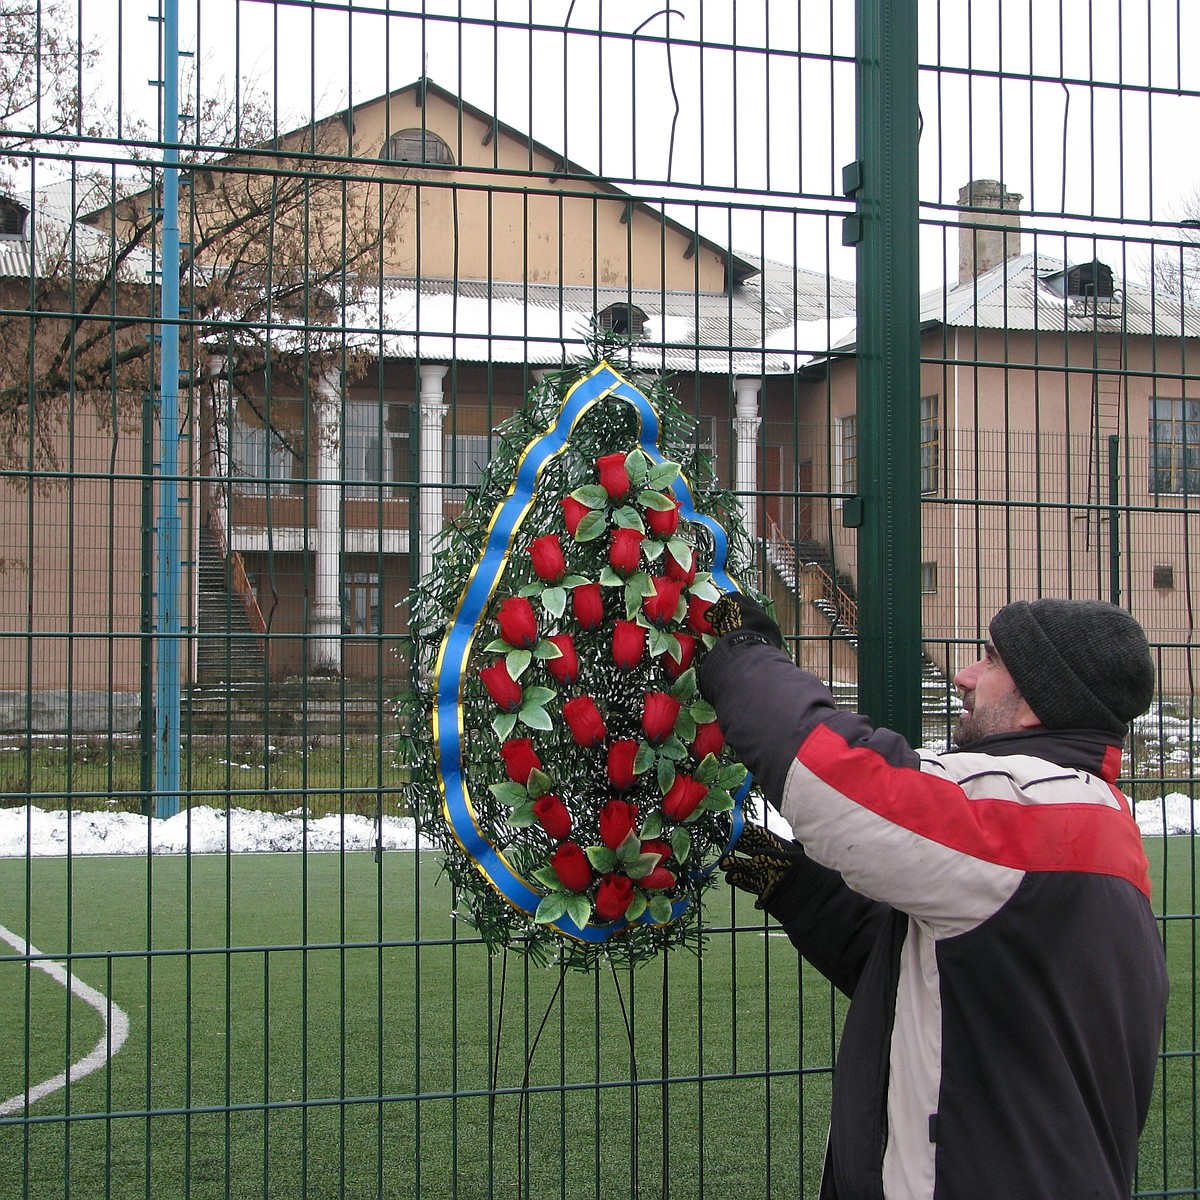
[642,577,684,628]
[686,595,714,636]
[662,632,697,680]
[690,720,726,761]
[545,633,579,685]
[607,740,640,793]
[551,842,593,892]
[612,620,646,670]
[500,738,542,786]
[665,548,698,585]
[608,527,644,576]
[596,452,631,501]
[662,773,707,822]
[480,662,523,712]
[598,798,639,851]
[594,872,636,921]
[563,695,607,747]
[572,582,605,632]
[641,865,677,891]
[561,495,591,537]
[532,794,572,840]
[645,499,681,538]
[497,596,538,649]
[642,691,682,746]
[529,534,566,583]
[641,839,673,863]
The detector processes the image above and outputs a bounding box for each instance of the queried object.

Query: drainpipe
[310,369,342,673]
[419,364,450,579]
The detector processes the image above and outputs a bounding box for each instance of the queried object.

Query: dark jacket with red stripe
[699,634,1168,1200]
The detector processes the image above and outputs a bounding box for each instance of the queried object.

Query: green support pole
[848,0,923,742]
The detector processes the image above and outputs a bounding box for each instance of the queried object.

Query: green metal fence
[0,1,1196,1196]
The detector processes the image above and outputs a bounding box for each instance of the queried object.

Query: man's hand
[706,592,784,649]
[720,822,804,908]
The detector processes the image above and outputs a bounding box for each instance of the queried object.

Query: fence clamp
[841,161,863,244]
[842,496,864,528]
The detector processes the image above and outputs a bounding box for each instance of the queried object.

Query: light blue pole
[154,0,182,817]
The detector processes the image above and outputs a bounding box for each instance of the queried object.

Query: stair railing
[206,507,268,639]
[763,515,859,634]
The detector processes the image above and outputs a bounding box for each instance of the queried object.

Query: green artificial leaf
[670,667,697,699]
[531,866,564,890]
[638,489,677,511]
[648,627,675,658]
[625,851,664,881]
[671,826,692,864]
[483,638,512,654]
[624,449,649,487]
[640,812,664,840]
[586,845,617,872]
[489,780,529,807]
[674,708,697,743]
[565,894,593,932]
[704,788,735,813]
[571,484,609,510]
[561,574,590,588]
[642,538,665,562]
[635,572,658,598]
[613,505,646,532]
[718,762,749,790]
[521,686,557,709]
[646,460,681,490]
[659,736,687,762]
[690,699,717,724]
[491,712,519,741]
[694,753,720,785]
[617,829,643,863]
[540,586,567,619]
[525,767,553,799]
[672,595,688,624]
[518,704,553,732]
[657,757,677,794]
[506,649,532,679]
[508,802,539,827]
[648,895,674,925]
[600,565,625,588]
[690,578,720,603]
[667,537,693,569]
[624,583,643,620]
[634,742,657,775]
[518,582,543,598]
[535,893,568,924]
[574,511,608,543]
[625,894,649,922]
[533,639,562,660]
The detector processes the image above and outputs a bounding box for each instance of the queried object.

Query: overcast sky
[75,0,1200,289]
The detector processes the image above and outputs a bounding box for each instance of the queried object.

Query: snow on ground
[0,805,433,857]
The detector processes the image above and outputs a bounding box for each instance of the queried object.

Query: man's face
[952,642,1040,748]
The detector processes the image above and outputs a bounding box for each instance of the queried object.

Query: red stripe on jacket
[799,723,1153,899]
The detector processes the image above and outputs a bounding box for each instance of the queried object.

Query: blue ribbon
[434,362,751,943]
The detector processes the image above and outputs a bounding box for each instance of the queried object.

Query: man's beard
[952,691,1026,748]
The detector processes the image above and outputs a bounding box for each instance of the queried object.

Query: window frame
[386,128,456,166]
[1149,395,1199,496]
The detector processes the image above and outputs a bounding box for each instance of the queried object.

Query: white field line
[0,923,130,1117]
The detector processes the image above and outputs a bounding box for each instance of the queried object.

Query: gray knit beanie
[988,599,1155,738]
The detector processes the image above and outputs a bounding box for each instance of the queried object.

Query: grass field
[0,841,1196,1200]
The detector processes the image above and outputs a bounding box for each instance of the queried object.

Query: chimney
[958,180,1023,283]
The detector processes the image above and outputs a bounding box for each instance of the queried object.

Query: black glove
[706,592,784,650]
[720,822,804,909]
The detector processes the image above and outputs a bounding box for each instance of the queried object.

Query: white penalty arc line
[0,923,130,1117]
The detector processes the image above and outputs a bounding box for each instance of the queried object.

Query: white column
[733,376,762,540]
[310,369,342,674]
[207,355,231,539]
[419,364,450,580]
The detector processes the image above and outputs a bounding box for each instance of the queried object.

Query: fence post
[849,0,923,741]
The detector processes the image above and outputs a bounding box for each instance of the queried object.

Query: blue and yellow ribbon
[433,362,751,942]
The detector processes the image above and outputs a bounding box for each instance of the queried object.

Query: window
[231,411,297,494]
[345,402,409,499]
[446,431,498,493]
[837,415,857,500]
[343,573,380,636]
[920,562,938,593]
[1153,564,1175,590]
[598,303,648,339]
[1149,397,1199,494]
[0,197,28,238]
[386,129,455,166]
[920,394,941,494]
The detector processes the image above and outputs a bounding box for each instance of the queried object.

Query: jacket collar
[947,727,1125,782]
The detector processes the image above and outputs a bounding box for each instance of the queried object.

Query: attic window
[598,303,648,339]
[1040,259,1119,313]
[0,198,29,238]
[387,129,455,167]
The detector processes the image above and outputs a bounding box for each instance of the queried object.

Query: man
[701,595,1168,1200]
